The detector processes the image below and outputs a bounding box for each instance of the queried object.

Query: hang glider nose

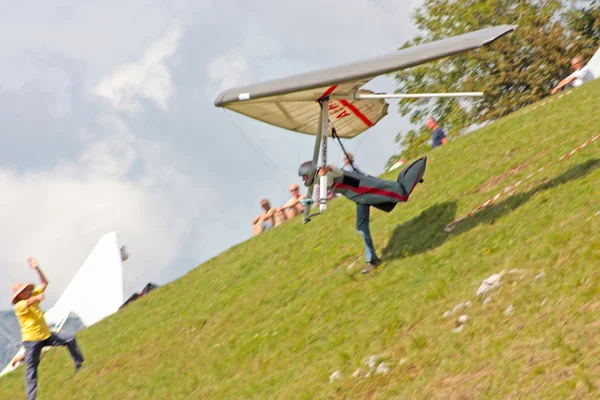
[214,25,517,138]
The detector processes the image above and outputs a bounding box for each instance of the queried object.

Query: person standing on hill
[12,257,85,400]
[426,117,447,149]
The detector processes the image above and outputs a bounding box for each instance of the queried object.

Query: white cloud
[41,66,74,118]
[0,1,196,91]
[0,115,210,307]
[206,49,254,99]
[94,21,184,113]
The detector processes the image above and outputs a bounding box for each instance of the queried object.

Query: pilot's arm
[318,165,343,187]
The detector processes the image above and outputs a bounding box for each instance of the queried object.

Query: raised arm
[280,196,303,211]
[551,76,576,94]
[318,165,343,177]
[28,257,48,291]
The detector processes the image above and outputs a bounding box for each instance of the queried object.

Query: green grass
[2,81,599,399]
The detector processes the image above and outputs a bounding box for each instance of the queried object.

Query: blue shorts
[262,220,273,230]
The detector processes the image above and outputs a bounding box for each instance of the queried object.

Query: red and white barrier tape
[444,133,600,232]
[523,91,572,114]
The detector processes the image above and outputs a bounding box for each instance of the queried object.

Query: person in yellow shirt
[12,257,84,400]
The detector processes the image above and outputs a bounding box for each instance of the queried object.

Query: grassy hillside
[2,81,599,399]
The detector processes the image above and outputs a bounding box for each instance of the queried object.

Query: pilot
[298,155,426,274]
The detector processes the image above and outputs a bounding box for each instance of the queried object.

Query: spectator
[12,258,84,400]
[426,117,447,149]
[252,199,285,236]
[279,184,306,219]
[551,56,594,94]
[120,245,129,261]
[388,157,407,172]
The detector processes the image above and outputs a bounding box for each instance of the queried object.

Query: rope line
[444,133,600,232]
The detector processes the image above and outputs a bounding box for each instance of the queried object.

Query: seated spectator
[279,184,306,219]
[426,117,447,149]
[252,199,286,236]
[273,207,287,226]
[551,56,594,94]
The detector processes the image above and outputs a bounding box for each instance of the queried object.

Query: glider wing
[214,25,517,138]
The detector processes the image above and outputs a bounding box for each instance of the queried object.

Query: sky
[0,0,424,310]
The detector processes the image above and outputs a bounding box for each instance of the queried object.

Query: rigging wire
[220,109,295,192]
[229,111,298,183]
[204,85,294,195]
[352,129,369,156]
[295,131,301,166]
[331,127,358,172]
[327,122,352,168]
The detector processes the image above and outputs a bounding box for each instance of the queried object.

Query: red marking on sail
[339,100,373,127]
[319,86,338,100]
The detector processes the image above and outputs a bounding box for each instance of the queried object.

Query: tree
[387,0,599,167]
[566,0,600,49]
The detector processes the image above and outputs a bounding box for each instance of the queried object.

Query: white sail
[43,232,124,328]
[585,45,600,79]
[214,25,517,138]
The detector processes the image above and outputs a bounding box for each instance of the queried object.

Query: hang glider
[215,25,516,138]
[215,25,517,221]
[42,231,125,328]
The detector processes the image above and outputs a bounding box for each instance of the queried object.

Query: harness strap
[331,127,359,173]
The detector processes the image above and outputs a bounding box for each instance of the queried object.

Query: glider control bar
[303,97,330,224]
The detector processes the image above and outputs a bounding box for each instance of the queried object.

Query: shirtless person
[252,199,286,236]
[279,184,306,220]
